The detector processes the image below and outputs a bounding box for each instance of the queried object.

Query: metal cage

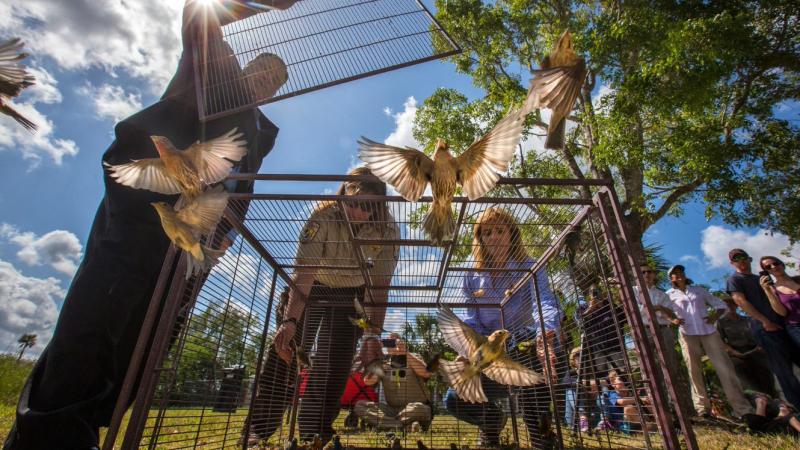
[195,0,460,121]
[102,175,697,450]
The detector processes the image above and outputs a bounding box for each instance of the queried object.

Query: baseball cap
[667,264,685,276]
[728,248,750,261]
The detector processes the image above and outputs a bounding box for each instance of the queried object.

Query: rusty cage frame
[101,174,697,450]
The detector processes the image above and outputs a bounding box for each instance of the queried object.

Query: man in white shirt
[635,263,692,415]
[666,265,753,419]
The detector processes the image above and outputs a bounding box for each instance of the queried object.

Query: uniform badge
[301,221,320,242]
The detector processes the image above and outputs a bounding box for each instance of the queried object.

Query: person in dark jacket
[3,2,285,449]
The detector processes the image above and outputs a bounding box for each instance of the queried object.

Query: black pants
[250,283,364,441]
[754,326,800,409]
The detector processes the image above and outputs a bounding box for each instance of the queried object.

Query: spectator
[563,348,600,432]
[716,294,778,397]
[354,334,433,430]
[742,392,800,436]
[727,249,800,410]
[759,256,800,347]
[634,263,693,415]
[596,370,657,434]
[666,265,753,419]
[579,286,626,380]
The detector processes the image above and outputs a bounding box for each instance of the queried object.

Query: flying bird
[0,38,37,131]
[105,128,247,201]
[522,30,588,149]
[364,358,386,379]
[436,307,545,403]
[292,341,312,370]
[349,296,387,332]
[358,110,524,245]
[151,187,229,278]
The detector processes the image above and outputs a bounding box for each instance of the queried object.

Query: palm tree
[17,334,37,361]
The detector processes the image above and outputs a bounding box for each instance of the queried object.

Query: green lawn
[1,354,798,449]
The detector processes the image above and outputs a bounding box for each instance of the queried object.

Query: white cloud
[22,66,62,104]
[1,224,83,276]
[679,254,701,264]
[0,99,79,166]
[0,259,63,356]
[3,1,183,93]
[384,97,421,149]
[700,225,799,274]
[78,83,143,123]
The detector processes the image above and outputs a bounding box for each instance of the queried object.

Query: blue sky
[0,0,797,355]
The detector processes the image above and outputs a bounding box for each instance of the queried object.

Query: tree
[415,0,800,260]
[17,334,37,361]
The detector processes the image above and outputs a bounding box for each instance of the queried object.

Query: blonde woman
[445,207,562,447]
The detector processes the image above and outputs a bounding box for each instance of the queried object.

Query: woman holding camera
[759,256,800,347]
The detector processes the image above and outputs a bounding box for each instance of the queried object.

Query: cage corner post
[594,187,698,450]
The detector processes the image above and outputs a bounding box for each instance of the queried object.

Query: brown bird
[523,30,588,149]
[437,307,544,403]
[105,128,247,201]
[151,187,229,278]
[0,38,37,131]
[358,110,524,245]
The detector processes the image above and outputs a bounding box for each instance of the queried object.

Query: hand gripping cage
[101,174,698,450]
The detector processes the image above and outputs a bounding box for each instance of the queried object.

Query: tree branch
[645,179,704,228]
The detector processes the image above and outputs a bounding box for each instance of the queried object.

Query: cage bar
[104,174,695,450]
[196,0,460,120]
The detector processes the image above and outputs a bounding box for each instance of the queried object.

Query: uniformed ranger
[249,166,400,442]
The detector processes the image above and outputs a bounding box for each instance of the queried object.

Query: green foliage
[418,0,800,254]
[168,302,260,406]
[0,354,34,405]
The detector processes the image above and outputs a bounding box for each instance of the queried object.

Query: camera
[759,270,774,286]
[381,338,397,348]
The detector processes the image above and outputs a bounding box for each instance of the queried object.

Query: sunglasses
[763,262,784,270]
[731,255,750,262]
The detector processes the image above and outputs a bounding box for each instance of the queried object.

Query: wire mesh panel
[110,175,694,450]
[198,0,460,120]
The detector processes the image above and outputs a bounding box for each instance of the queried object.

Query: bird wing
[483,355,545,386]
[175,187,229,235]
[104,159,183,194]
[357,137,433,202]
[186,128,248,184]
[0,38,34,93]
[454,110,524,200]
[437,307,486,357]
[523,59,587,115]
[353,296,368,319]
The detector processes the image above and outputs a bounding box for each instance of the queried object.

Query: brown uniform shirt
[296,204,399,288]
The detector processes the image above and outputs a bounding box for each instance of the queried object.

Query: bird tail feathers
[422,208,454,246]
[545,116,566,149]
[185,246,224,279]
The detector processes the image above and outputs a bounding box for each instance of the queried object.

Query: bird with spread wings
[104,128,247,202]
[436,307,544,403]
[522,30,588,150]
[358,110,524,245]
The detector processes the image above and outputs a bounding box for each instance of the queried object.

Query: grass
[1,355,798,449]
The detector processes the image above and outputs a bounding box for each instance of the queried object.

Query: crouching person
[355,334,433,431]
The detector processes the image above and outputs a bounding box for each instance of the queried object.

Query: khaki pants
[678,331,753,417]
[354,400,431,429]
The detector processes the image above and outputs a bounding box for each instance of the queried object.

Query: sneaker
[579,416,589,432]
[595,419,615,431]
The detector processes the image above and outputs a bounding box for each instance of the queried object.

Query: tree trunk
[17,344,27,362]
